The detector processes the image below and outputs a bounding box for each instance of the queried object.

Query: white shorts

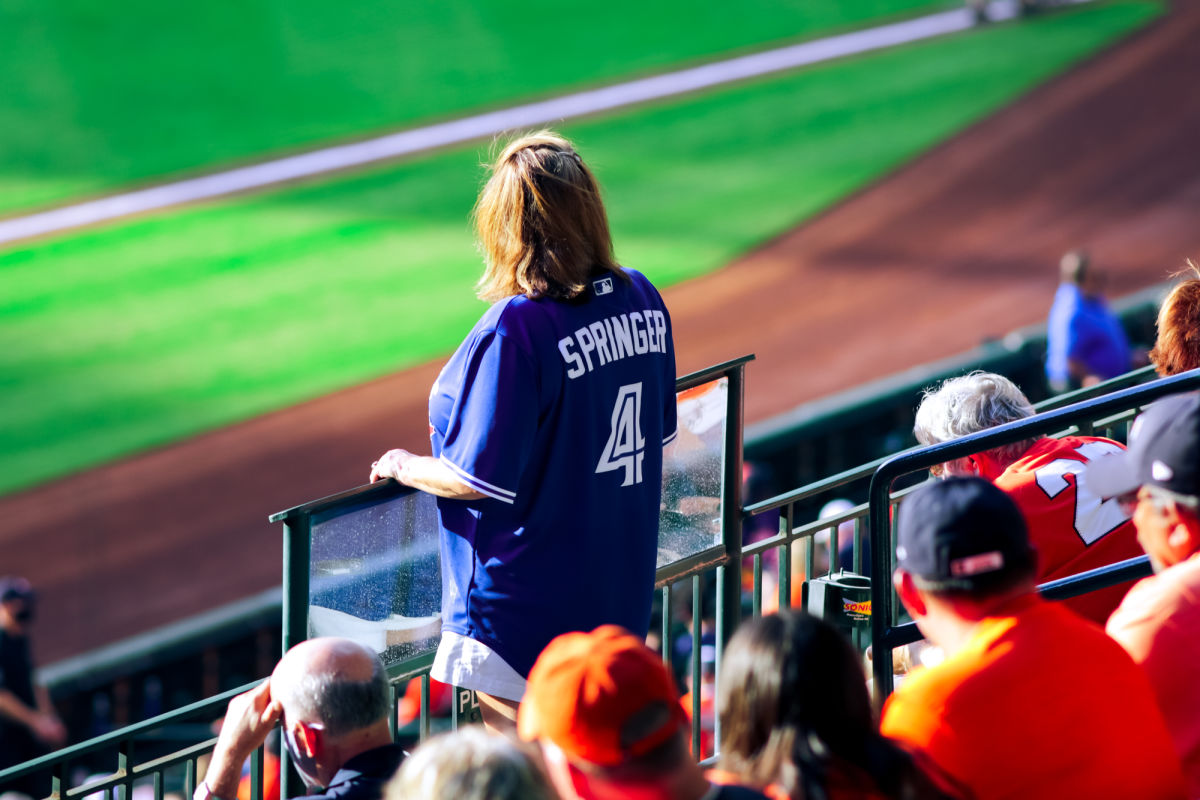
[430,631,528,702]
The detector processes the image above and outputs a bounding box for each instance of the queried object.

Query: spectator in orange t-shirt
[881,477,1184,800]
[1087,392,1200,796]
[914,371,1142,622]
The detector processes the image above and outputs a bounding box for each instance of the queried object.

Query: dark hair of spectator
[473,130,629,302]
[1149,261,1200,377]
[717,612,950,800]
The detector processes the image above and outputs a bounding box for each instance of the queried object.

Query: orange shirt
[881,596,1184,800]
[994,436,1144,623]
[1106,552,1200,798]
[236,751,280,800]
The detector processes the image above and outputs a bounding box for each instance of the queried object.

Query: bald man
[197,638,403,800]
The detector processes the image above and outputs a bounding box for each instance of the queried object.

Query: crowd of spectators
[329,259,1200,796]
[189,380,1200,798]
[10,248,1200,799]
[190,391,1199,797]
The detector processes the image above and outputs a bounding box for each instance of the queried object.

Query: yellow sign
[843,599,872,617]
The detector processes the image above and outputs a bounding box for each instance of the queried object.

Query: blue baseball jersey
[429,268,677,677]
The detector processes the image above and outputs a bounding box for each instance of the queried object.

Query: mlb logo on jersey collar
[594,276,614,296]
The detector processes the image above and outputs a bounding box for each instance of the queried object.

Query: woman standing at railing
[370,131,677,731]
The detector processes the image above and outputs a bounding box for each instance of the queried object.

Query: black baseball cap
[0,576,34,603]
[896,477,1035,591]
[1086,392,1200,500]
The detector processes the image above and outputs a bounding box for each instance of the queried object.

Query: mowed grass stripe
[0,1,1161,496]
[0,0,949,215]
[0,3,1022,248]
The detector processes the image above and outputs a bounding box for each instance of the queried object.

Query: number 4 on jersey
[597,383,645,486]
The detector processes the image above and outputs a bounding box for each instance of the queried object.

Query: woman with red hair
[1150,262,1200,377]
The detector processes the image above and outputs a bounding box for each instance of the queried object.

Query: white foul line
[0,0,1040,247]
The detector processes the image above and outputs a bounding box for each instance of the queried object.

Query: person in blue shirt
[370,131,677,731]
[1045,249,1131,392]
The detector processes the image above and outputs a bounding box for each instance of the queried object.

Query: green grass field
[1,0,950,214]
[0,1,1162,495]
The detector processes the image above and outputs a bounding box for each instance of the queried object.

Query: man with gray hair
[197,638,402,800]
[913,371,1142,622]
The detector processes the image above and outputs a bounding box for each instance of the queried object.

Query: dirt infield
[6,2,1200,664]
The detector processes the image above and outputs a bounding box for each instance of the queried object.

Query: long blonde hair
[473,131,627,302]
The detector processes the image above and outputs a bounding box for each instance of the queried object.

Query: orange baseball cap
[517,625,686,767]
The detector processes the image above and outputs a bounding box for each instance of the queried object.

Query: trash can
[806,570,871,646]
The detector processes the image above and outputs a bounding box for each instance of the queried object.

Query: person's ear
[893,570,927,618]
[1164,505,1200,558]
[970,452,1006,481]
[565,761,594,800]
[296,721,322,759]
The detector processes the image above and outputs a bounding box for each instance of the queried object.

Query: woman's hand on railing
[370,449,485,500]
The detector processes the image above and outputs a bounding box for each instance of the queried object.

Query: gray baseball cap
[1086,392,1200,500]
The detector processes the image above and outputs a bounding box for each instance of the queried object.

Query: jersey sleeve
[661,307,679,446]
[437,328,538,504]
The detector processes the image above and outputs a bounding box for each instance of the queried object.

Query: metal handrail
[7,360,1182,793]
[0,682,253,796]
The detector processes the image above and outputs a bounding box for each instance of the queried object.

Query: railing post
[249,747,263,800]
[419,674,432,743]
[280,516,310,798]
[51,763,64,800]
[715,360,748,758]
[868,468,896,700]
[281,517,311,653]
[718,362,746,646]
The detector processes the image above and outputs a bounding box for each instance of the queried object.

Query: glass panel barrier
[308,490,442,667]
[659,377,727,567]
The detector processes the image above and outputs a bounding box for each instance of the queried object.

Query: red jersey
[994,436,1143,623]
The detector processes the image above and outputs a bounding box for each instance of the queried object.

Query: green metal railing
[0,683,253,800]
[8,359,1192,795]
[267,355,754,773]
[738,365,1169,651]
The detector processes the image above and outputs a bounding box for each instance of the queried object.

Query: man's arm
[202,681,281,800]
[0,687,65,745]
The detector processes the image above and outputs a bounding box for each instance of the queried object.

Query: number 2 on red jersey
[1034,440,1130,545]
